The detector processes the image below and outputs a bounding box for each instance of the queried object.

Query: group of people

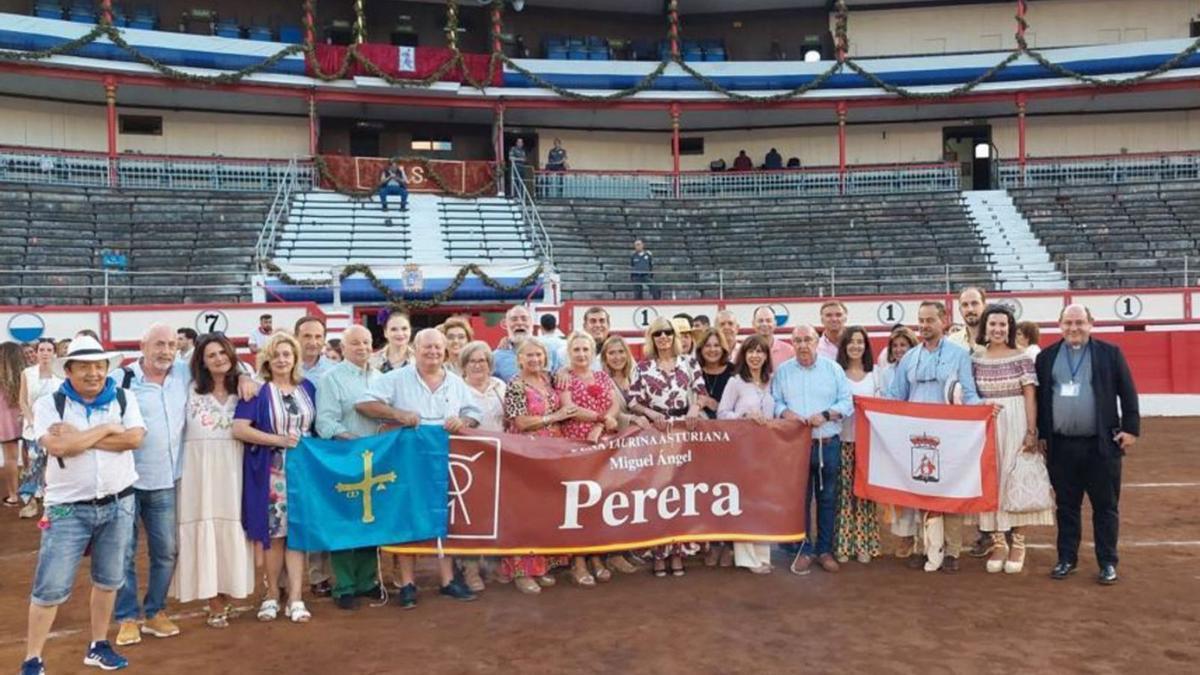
[15,290,1139,675]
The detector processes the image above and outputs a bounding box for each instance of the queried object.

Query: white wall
[840,0,1200,57]
[542,110,1200,171]
[0,96,308,158]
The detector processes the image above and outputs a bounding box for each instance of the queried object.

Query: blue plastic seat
[547,46,569,59]
[703,48,725,62]
[588,48,609,61]
[683,49,704,62]
[68,1,94,23]
[215,20,241,39]
[34,1,63,19]
[248,26,273,41]
[278,25,303,43]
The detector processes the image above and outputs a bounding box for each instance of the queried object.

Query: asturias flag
[286,426,450,552]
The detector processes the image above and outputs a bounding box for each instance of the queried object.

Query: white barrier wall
[578,288,1194,337]
[1,303,321,347]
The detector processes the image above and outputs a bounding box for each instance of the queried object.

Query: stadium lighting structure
[803,49,821,63]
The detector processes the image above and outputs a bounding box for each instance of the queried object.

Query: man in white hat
[20,336,147,675]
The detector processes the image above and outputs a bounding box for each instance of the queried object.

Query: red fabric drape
[320,155,495,195]
[309,44,501,85]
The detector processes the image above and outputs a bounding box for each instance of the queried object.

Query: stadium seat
[247,25,274,41]
[33,1,63,20]
[67,1,94,23]
[278,24,303,43]
[129,6,157,30]
[215,19,242,39]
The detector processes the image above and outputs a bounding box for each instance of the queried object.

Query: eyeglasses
[651,330,675,338]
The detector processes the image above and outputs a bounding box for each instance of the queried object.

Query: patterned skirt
[834,441,881,561]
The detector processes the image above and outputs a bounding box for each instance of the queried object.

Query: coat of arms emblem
[910,432,941,483]
[402,263,424,292]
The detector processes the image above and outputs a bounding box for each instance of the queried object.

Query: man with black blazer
[1035,304,1139,586]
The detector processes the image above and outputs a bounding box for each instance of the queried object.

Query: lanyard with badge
[1061,342,1089,398]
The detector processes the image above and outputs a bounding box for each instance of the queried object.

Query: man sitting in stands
[732,150,753,171]
[377,159,408,212]
[764,148,783,170]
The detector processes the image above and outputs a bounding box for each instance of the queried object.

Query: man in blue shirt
[887,300,983,573]
[771,324,853,575]
[493,305,560,382]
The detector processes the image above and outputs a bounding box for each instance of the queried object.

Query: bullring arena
[1,0,1199,672]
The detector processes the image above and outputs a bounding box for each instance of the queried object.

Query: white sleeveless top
[22,365,63,440]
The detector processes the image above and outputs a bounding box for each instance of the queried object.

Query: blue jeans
[379,183,408,209]
[798,435,842,558]
[114,487,178,622]
[31,494,134,606]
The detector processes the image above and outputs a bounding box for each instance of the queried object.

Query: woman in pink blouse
[628,316,704,577]
[558,332,621,586]
[501,340,576,593]
[717,334,777,574]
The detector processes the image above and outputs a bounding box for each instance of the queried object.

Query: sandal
[514,577,541,595]
[2,496,18,507]
[206,610,229,629]
[570,565,596,588]
[1005,532,1026,574]
[536,574,557,588]
[286,601,311,623]
[589,557,612,583]
[986,532,1009,574]
[256,599,279,622]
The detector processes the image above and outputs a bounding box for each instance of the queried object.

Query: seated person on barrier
[732,150,753,171]
[377,159,408,212]
[764,148,783,170]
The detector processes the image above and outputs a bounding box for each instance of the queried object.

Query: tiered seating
[271,192,535,266]
[439,198,535,261]
[537,193,993,300]
[1010,181,1200,289]
[0,184,270,305]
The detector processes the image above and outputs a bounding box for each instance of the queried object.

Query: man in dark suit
[1035,304,1139,586]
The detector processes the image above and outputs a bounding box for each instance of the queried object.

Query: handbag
[1002,449,1055,513]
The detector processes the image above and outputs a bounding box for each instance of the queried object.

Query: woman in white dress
[17,339,61,518]
[173,334,255,627]
[971,305,1053,574]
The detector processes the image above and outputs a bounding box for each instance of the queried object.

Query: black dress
[700,364,735,419]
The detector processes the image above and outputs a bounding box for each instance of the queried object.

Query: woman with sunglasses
[232,332,317,624]
[628,316,705,577]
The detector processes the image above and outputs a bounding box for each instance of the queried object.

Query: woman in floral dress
[627,316,705,578]
[972,305,1052,575]
[173,334,255,628]
[558,332,621,585]
[833,326,882,565]
[501,340,576,594]
[232,333,316,623]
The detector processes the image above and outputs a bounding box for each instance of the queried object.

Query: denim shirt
[886,338,982,405]
[117,359,192,490]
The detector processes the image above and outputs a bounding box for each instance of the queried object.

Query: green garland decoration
[313,155,498,199]
[262,260,544,311]
[1,0,1198,106]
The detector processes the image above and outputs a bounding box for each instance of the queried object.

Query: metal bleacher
[270,191,536,267]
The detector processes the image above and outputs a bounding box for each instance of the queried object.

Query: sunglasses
[651,330,675,338]
[282,393,300,415]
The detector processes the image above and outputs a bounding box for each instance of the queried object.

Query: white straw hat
[53,335,123,378]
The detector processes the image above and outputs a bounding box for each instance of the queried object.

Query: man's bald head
[1059,304,1094,347]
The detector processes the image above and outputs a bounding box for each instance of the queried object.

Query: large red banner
[386,420,812,555]
[319,155,495,195]
[309,44,501,85]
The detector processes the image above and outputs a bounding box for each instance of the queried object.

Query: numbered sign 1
[1114,295,1143,320]
[196,310,229,335]
[876,301,905,326]
[632,306,659,329]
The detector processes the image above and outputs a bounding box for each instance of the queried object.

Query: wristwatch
[821,410,832,422]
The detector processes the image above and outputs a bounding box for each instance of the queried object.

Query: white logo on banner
[865,410,987,498]
[398,46,416,72]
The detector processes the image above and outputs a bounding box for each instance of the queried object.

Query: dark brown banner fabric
[385,420,811,556]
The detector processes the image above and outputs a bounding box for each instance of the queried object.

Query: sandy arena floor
[1,418,1197,674]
